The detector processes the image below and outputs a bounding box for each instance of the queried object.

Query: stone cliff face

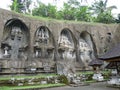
[0,8,119,74]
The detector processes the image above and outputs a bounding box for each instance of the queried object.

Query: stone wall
[0,8,119,74]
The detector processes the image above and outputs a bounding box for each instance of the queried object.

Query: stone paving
[41,82,120,90]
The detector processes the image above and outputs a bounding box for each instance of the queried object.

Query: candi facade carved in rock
[0,8,119,75]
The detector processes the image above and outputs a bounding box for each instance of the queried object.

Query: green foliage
[0,86,12,90]
[9,0,118,24]
[59,0,91,21]
[101,70,111,79]
[32,2,47,17]
[47,4,57,18]
[0,84,65,90]
[95,11,115,23]
[90,0,107,15]
[13,84,65,89]
[56,11,63,19]
[76,6,92,21]
[10,0,24,13]
[10,0,32,13]
[85,74,93,81]
[90,0,116,23]
[0,74,57,81]
[32,2,57,18]
[116,14,120,23]
[58,75,69,85]
[61,3,76,20]
[24,0,32,14]
[0,74,65,89]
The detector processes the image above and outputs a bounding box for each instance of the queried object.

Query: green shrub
[58,75,69,85]
[102,73,111,79]
[86,74,93,81]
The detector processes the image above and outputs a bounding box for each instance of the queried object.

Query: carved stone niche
[1,44,11,58]
[57,29,76,75]
[34,40,39,47]
[67,48,76,60]
[58,48,65,59]
[79,41,92,69]
[18,48,27,60]
[1,18,29,61]
[58,47,75,60]
[34,26,55,60]
[105,32,112,44]
[46,48,54,59]
[34,26,50,46]
[59,35,73,48]
[34,47,42,58]
[34,46,55,59]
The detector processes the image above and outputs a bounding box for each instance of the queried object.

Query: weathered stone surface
[0,8,119,74]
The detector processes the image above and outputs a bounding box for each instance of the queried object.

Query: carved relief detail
[57,29,75,75]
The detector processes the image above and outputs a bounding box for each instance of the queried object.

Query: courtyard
[41,82,120,90]
[0,0,120,89]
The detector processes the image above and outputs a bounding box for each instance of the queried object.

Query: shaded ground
[41,82,120,90]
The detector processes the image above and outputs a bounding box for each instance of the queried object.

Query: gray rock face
[0,9,119,74]
[33,26,55,73]
[57,29,76,75]
[78,32,95,70]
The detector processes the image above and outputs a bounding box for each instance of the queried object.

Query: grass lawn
[0,83,66,90]
[0,73,57,80]
[0,71,111,90]
[77,70,111,75]
[77,71,94,75]
[0,74,66,90]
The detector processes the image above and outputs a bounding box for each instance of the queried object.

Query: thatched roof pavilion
[99,43,120,74]
[105,62,120,69]
[88,58,103,72]
[89,59,103,66]
[99,43,120,61]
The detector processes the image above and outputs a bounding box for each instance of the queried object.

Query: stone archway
[0,18,30,73]
[33,26,55,73]
[57,28,76,75]
[79,31,96,70]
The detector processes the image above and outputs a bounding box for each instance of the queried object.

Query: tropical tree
[23,0,32,14]
[32,2,57,18]
[32,2,47,17]
[59,0,81,20]
[61,3,75,20]
[115,14,120,23]
[58,0,92,21]
[10,0,32,13]
[10,0,24,13]
[47,4,57,18]
[76,6,92,21]
[90,0,117,23]
[56,10,63,19]
[96,11,115,23]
